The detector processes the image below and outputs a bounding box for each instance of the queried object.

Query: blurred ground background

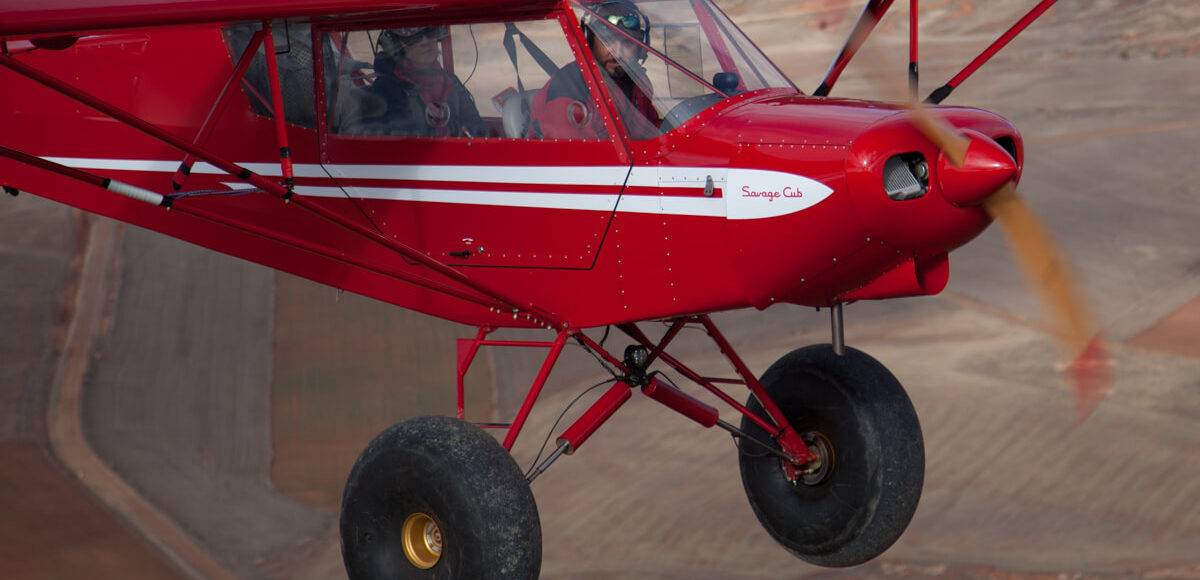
[1,0,1198,578]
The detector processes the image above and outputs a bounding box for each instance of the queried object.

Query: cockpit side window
[322,19,599,141]
[572,0,796,139]
[578,3,719,140]
[222,21,329,129]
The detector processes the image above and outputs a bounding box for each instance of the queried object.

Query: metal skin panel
[0,10,1023,328]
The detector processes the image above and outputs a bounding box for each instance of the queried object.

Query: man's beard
[605,60,629,80]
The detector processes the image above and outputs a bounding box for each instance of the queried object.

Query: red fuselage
[0,21,1021,329]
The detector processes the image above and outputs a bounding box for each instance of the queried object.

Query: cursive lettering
[741,185,805,201]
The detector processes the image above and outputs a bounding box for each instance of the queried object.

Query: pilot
[371,26,487,137]
[531,0,661,140]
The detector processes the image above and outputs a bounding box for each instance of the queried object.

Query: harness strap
[502,25,529,119]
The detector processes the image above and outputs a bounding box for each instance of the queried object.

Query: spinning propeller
[845,18,1112,421]
[902,104,1110,421]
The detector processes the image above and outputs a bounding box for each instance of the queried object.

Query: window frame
[311,10,633,164]
[570,0,800,151]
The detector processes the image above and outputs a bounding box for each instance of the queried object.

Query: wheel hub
[783,431,836,486]
[401,512,443,569]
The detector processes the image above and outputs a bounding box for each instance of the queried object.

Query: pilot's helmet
[582,0,651,62]
[379,25,450,60]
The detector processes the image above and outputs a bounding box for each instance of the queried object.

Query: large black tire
[341,416,541,579]
[738,345,924,567]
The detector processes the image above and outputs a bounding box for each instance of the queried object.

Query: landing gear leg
[831,302,845,355]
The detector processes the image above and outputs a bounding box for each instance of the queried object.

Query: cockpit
[300,0,796,142]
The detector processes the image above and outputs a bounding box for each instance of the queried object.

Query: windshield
[574,0,794,138]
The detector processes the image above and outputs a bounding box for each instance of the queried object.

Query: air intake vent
[884,153,928,201]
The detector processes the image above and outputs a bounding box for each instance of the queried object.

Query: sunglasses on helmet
[605,14,643,32]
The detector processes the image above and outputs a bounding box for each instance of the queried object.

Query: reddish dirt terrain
[0,442,179,579]
[0,199,180,579]
[1,1,1198,579]
[269,275,497,512]
[1130,297,1200,359]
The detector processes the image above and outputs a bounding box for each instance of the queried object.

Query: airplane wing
[0,0,556,37]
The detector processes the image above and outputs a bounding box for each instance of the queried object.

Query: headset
[378,26,450,60]
[580,0,652,64]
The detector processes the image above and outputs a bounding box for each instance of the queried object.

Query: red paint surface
[0,6,1022,330]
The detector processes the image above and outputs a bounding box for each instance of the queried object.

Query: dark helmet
[378,26,450,60]
[581,0,651,63]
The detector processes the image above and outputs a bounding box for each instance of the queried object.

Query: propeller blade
[982,183,1111,421]
[852,33,970,165]
[853,29,1111,420]
[904,105,970,167]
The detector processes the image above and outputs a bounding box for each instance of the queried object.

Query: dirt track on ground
[48,218,232,579]
[0,200,182,579]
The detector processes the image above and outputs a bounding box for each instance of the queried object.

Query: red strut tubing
[814,0,895,96]
[0,53,560,327]
[645,319,685,367]
[574,331,627,371]
[0,53,292,198]
[691,0,743,91]
[695,315,808,460]
[909,0,918,98]
[564,325,802,461]
[566,331,719,451]
[260,21,295,189]
[502,331,569,450]
[909,0,918,63]
[172,29,266,191]
[556,382,632,454]
[946,0,1057,88]
[641,375,719,428]
[926,0,1059,103]
[479,340,559,348]
[0,149,507,310]
[0,144,108,188]
[456,327,491,420]
[617,323,780,436]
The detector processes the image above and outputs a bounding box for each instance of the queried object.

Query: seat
[501,90,538,138]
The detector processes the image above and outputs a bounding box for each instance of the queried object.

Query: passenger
[531,0,661,140]
[372,26,487,137]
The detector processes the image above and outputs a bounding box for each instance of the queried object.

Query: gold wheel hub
[401,512,443,569]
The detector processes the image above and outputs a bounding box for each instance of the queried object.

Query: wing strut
[813,0,895,97]
[908,0,918,99]
[924,0,1059,104]
[0,148,509,310]
[0,53,561,327]
[172,29,267,191]
[0,145,169,206]
[260,21,295,194]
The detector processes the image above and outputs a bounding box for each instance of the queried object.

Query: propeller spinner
[904,101,1112,421]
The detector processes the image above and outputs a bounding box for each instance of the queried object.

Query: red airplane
[0,0,1107,576]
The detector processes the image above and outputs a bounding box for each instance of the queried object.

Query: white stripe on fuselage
[223,183,730,218]
[45,158,833,220]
